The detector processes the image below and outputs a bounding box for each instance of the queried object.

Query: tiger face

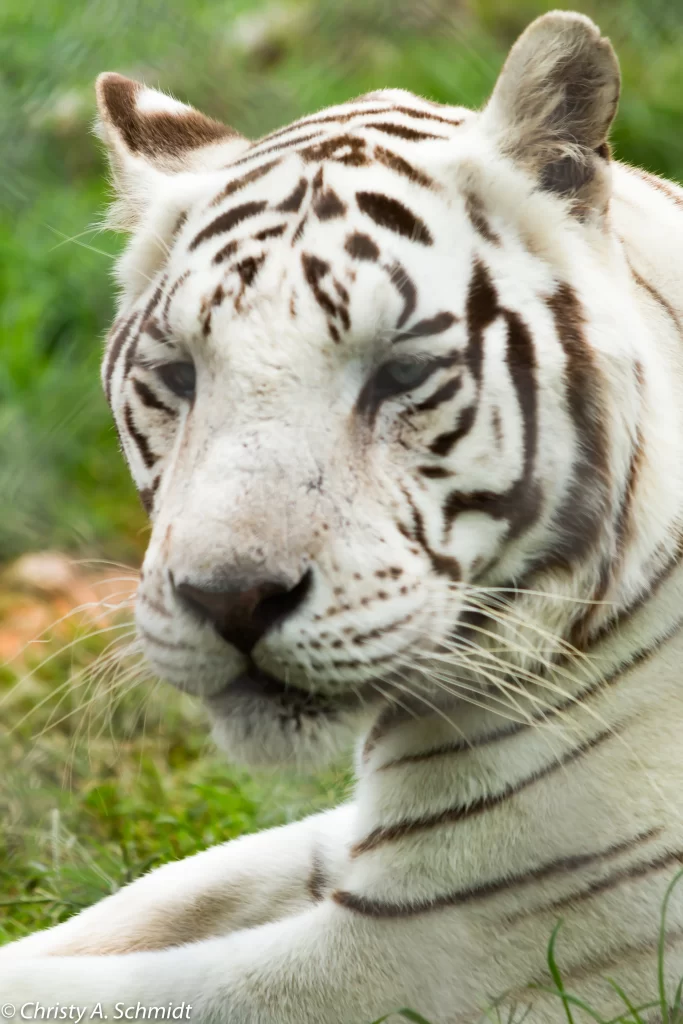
[98,15,643,765]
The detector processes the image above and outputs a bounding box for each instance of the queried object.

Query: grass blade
[658,869,683,1024]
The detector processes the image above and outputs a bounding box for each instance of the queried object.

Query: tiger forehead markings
[3,12,683,1024]
[105,86,596,706]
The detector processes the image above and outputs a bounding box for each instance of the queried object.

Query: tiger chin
[3,11,683,1024]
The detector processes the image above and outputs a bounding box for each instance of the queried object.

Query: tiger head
[96,13,656,767]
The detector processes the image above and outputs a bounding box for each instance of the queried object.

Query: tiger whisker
[42,643,144,751]
[66,654,153,772]
[456,592,599,673]
[71,558,139,574]
[1,588,136,671]
[43,222,117,261]
[417,648,574,724]
[47,650,148,747]
[449,580,615,607]
[8,630,139,735]
[47,225,110,253]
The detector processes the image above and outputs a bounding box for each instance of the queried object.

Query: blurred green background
[1,0,683,975]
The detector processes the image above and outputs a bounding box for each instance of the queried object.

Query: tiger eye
[372,358,436,400]
[157,362,196,400]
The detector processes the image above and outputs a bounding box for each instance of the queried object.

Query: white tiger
[2,11,683,1022]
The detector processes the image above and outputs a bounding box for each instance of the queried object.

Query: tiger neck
[354,550,683,860]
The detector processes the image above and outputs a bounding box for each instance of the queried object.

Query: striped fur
[3,12,683,1023]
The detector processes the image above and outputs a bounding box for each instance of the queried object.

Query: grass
[370,878,683,1021]
[2,0,683,1020]
[0,572,351,943]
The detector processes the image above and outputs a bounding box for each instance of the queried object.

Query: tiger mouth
[208,661,339,715]
[207,660,374,717]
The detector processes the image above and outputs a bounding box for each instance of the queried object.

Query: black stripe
[139,475,160,515]
[351,611,417,646]
[162,271,190,330]
[389,105,464,128]
[122,279,167,390]
[568,558,612,650]
[229,131,325,168]
[131,378,176,417]
[123,403,158,469]
[464,191,500,245]
[373,145,436,189]
[401,485,461,580]
[141,318,168,343]
[418,466,452,479]
[587,532,683,648]
[235,255,265,288]
[560,934,683,994]
[335,829,658,919]
[301,253,337,320]
[465,258,498,386]
[444,487,512,523]
[254,224,287,241]
[171,211,188,240]
[254,103,462,146]
[364,121,445,142]
[525,846,683,921]
[210,160,279,207]
[307,849,327,903]
[300,135,369,168]
[277,178,308,213]
[544,284,610,565]
[394,311,457,343]
[357,191,433,245]
[385,262,417,329]
[253,108,396,144]
[345,232,379,262]
[429,405,476,457]
[501,309,540,539]
[614,374,644,561]
[352,726,619,856]
[415,376,462,413]
[428,259,498,455]
[292,215,308,244]
[104,312,139,402]
[435,284,541,537]
[628,259,683,339]
[201,283,226,337]
[213,240,240,265]
[189,201,268,251]
[312,185,346,220]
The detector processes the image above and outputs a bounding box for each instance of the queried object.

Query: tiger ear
[95,74,249,229]
[483,12,620,218]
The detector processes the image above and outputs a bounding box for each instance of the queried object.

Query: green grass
[370,879,683,1021]
[2,1,683,1020]
[0,593,351,943]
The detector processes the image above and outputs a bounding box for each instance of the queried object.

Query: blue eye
[373,358,435,398]
[157,362,196,400]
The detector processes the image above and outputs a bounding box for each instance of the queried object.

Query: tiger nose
[174,570,312,654]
